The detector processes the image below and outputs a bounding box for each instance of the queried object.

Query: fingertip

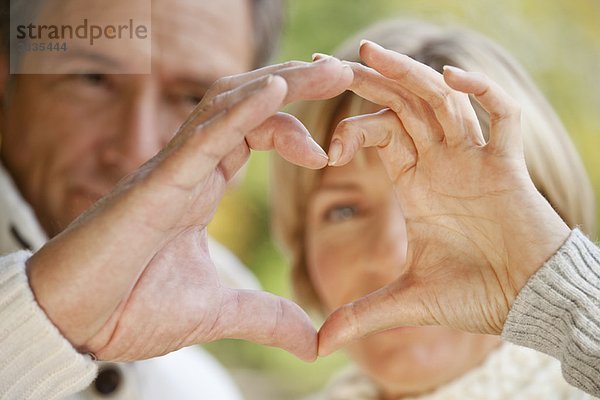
[289,329,318,362]
[300,339,319,362]
[329,118,364,167]
[359,39,388,58]
[317,325,344,358]
[442,64,465,75]
[280,297,319,356]
[267,115,330,169]
[312,52,329,62]
[313,54,339,65]
[305,147,329,170]
[442,65,465,88]
[317,335,337,358]
[327,139,343,166]
[359,39,382,51]
[358,39,372,61]
[317,346,333,358]
[316,55,351,84]
[310,159,330,170]
[442,67,488,97]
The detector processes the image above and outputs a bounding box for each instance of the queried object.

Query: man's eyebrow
[59,49,122,70]
[172,76,215,91]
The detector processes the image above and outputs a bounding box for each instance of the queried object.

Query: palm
[389,145,532,333]
[89,227,222,360]
[318,44,569,356]
[27,58,354,362]
[88,170,238,360]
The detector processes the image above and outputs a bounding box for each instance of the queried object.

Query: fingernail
[328,139,343,166]
[312,52,329,61]
[360,39,383,50]
[308,136,329,160]
[442,65,465,75]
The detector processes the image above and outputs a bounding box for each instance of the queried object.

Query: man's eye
[183,95,203,106]
[78,73,107,86]
[173,93,204,108]
[325,206,358,223]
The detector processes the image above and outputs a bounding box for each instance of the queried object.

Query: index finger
[359,40,484,146]
[207,56,354,105]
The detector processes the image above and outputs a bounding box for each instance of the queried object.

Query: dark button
[93,366,122,396]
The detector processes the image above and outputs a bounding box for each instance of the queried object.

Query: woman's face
[305,147,501,398]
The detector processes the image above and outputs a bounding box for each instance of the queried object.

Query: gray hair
[271,18,596,311]
[0,0,284,68]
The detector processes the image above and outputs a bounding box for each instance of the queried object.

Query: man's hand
[317,42,570,356]
[26,57,352,362]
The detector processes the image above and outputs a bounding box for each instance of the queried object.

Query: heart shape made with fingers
[271,42,569,359]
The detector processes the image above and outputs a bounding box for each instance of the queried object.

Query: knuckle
[197,142,222,165]
[388,58,411,80]
[357,126,369,148]
[269,298,285,340]
[335,118,353,133]
[472,70,489,82]
[336,119,364,145]
[428,87,452,110]
[505,99,521,117]
[493,99,521,122]
[280,60,303,70]
[472,73,492,96]
[204,94,223,111]
[203,78,229,99]
[228,124,246,141]
[214,89,239,110]
[213,76,231,91]
[389,98,405,114]
[475,84,491,99]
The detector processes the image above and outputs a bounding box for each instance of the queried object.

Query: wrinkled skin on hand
[317,42,570,356]
[27,58,353,362]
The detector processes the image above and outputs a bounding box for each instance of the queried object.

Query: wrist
[508,190,571,296]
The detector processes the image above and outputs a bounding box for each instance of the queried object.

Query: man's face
[1,0,254,237]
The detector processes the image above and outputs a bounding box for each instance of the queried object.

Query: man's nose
[100,91,164,174]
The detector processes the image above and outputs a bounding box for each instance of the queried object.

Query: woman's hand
[317,41,570,356]
[27,58,353,362]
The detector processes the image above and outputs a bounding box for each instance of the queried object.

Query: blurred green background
[205,1,600,398]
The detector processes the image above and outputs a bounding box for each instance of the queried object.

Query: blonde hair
[270,18,597,310]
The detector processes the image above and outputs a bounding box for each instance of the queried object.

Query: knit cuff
[0,251,97,399]
[502,229,600,396]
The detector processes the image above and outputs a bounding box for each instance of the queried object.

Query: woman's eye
[325,206,358,223]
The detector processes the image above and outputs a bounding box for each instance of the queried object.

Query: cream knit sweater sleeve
[502,229,600,398]
[0,251,97,399]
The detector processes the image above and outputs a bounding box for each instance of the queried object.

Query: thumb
[214,288,318,361]
[318,277,434,357]
[247,112,329,169]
